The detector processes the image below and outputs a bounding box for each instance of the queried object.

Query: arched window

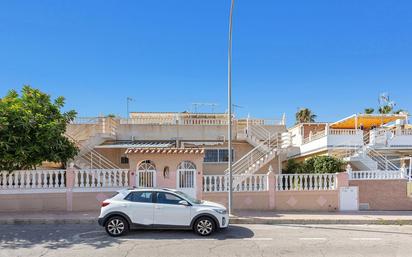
[137,160,156,172]
[177,161,196,170]
[177,161,196,191]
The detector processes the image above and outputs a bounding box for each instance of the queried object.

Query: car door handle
[155,206,163,209]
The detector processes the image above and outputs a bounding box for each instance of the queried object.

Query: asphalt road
[1,223,412,257]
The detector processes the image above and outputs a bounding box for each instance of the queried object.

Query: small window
[204,149,219,162]
[125,191,153,203]
[121,156,129,164]
[156,192,183,205]
[218,149,234,162]
[204,149,234,163]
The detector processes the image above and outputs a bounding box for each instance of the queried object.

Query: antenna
[232,104,243,113]
[126,97,134,118]
[191,103,219,113]
[379,92,396,109]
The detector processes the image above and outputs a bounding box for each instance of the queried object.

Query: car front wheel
[194,217,215,236]
[105,216,129,237]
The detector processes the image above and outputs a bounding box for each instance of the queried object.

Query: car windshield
[174,191,202,204]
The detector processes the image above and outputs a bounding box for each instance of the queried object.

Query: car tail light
[101,201,110,207]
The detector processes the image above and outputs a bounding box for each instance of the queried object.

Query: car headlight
[213,209,227,215]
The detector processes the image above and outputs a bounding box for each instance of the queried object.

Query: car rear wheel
[194,217,215,236]
[105,216,129,237]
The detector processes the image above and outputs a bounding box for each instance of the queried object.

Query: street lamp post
[227,0,235,216]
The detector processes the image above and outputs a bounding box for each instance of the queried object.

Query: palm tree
[393,109,407,114]
[295,108,317,124]
[364,108,374,114]
[378,105,393,114]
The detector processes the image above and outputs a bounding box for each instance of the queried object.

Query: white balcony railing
[275,173,337,191]
[401,129,412,136]
[182,118,228,125]
[302,131,326,144]
[329,129,358,135]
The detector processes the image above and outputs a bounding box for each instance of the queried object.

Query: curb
[0,218,97,225]
[1,218,412,225]
[229,218,412,225]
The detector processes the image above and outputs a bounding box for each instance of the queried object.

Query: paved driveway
[1,223,412,257]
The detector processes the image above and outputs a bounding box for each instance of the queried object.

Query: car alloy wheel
[195,218,214,236]
[106,217,128,237]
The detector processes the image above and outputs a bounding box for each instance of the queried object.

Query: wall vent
[359,203,370,210]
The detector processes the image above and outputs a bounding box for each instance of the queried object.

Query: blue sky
[1,1,411,125]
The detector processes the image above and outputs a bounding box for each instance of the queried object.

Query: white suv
[98,188,229,237]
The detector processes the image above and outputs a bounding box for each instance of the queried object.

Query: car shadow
[0,224,254,251]
[121,225,254,240]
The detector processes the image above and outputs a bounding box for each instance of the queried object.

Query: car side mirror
[179,200,190,206]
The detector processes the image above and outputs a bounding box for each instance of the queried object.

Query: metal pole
[409,157,412,181]
[227,0,235,215]
[127,98,130,118]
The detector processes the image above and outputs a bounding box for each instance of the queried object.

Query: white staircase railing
[66,117,120,169]
[366,147,399,171]
[332,145,399,171]
[67,134,120,169]
[225,124,281,177]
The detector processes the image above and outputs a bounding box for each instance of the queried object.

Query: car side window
[156,192,183,205]
[125,192,153,203]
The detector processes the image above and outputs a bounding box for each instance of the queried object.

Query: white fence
[74,169,129,188]
[0,170,66,192]
[275,173,337,191]
[348,170,406,180]
[203,174,268,192]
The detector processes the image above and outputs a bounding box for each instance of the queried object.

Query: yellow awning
[330,114,406,129]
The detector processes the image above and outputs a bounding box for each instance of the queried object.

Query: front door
[124,191,154,225]
[153,192,191,226]
[136,161,156,188]
[136,170,156,188]
[177,167,197,198]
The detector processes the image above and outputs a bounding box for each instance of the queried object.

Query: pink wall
[349,179,412,210]
[0,191,117,212]
[202,190,339,211]
[203,192,270,210]
[275,191,339,211]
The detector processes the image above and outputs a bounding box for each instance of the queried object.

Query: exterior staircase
[332,131,399,171]
[66,117,120,169]
[225,124,286,184]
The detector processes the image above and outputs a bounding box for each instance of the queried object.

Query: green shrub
[283,156,345,174]
[282,159,302,174]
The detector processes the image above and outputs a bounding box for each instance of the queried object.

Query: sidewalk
[231,210,412,225]
[0,210,412,225]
